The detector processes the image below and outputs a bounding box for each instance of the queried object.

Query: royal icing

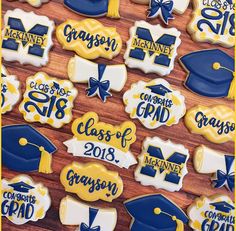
[60,162,123,202]
[60,196,117,230]
[2,175,51,225]
[184,105,235,144]
[124,21,181,76]
[64,112,137,169]
[2,124,57,173]
[194,145,235,191]
[9,0,49,7]
[2,9,54,67]
[124,194,189,231]
[1,65,21,114]
[188,0,235,47]
[135,137,189,192]
[64,0,120,18]
[19,72,78,128]
[56,19,122,60]
[187,194,235,231]
[68,55,127,102]
[123,79,186,129]
[180,49,235,100]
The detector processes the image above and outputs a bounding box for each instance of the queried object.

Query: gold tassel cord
[107,0,120,18]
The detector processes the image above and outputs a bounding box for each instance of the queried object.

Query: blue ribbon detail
[148,0,174,24]
[80,207,101,231]
[86,64,112,102]
[213,155,235,191]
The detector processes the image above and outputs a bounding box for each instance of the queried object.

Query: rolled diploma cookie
[194,145,227,174]
[67,55,127,92]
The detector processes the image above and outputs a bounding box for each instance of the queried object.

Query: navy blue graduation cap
[8,181,34,193]
[124,194,188,231]
[180,49,234,99]
[146,84,172,96]
[2,124,57,174]
[210,201,235,213]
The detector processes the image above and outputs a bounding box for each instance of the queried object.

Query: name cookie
[60,162,123,202]
[56,19,122,60]
[2,175,51,225]
[2,124,57,174]
[184,105,235,144]
[124,21,181,76]
[187,194,235,231]
[64,0,120,18]
[64,112,137,169]
[124,194,188,231]
[188,0,235,47]
[194,145,234,191]
[8,0,49,7]
[68,55,127,102]
[19,72,78,128]
[123,79,186,129]
[180,49,235,100]
[1,65,21,114]
[2,9,54,67]
[135,137,189,192]
[60,196,117,230]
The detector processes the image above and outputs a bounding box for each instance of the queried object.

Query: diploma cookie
[8,0,49,7]
[2,175,51,225]
[184,105,235,144]
[188,0,235,48]
[60,162,123,202]
[123,78,186,129]
[2,9,54,67]
[60,196,117,230]
[68,55,127,102]
[124,21,181,76]
[134,137,189,192]
[124,194,189,231]
[187,194,235,231]
[64,0,120,18]
[56,19,122,60]
[2,124,57,173]
[64,112,137,169]
[180,49,235,100]
[1,65,21,114]
[194,145,234,191]
[19,72,78,128]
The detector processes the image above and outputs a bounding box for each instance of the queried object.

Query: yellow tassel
[39,147,53,174]
[227,73,235,100]
[107,0,120,18]
[172,216,184,231]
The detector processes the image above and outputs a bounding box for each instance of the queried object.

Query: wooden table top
[2,0,234,230]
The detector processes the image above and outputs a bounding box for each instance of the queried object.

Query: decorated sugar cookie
[60,196,117,230]
[64,112,137,168]
[124,194,189,231]
[60,162,123,202]
[19,72,78,128]
[124,21,181,76]
[68,55,127,102]
[2,175,51,225]
[8,0,49,7]
[1,65,21,114]
[64,0,120,18]
[123,79,186,129]
[184,105,235,144]
[180,49,235,100]
[135,137,189,192]
[188,0,235,47]
[2,124,57,173]
[56,19,122,60]
[2,9,54,67]
[187,194,235,231]
[194,145,234,191]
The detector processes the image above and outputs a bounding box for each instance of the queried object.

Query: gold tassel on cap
[172,216,184,231]
[107,0,120,18]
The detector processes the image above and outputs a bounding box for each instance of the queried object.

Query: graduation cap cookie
[2,124,57,173]
[124,194,188,231]
[180,49,235,100]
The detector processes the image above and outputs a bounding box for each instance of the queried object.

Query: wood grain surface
[2,0,235,230]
